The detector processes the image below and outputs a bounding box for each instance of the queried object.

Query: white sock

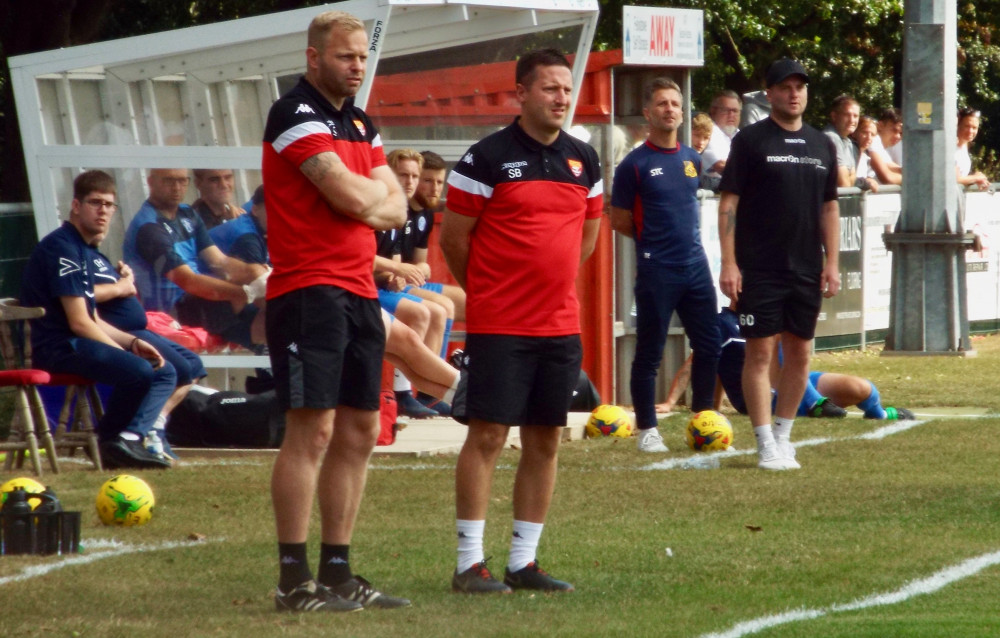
[508,520,544,572]
[773,417,794,441]
[753,424,775,452]
[442,372,461,404]
[456,519,485,572]
[393,369,412,393]
[154,413,168,432]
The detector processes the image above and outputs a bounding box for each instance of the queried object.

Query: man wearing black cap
[716,58,841,471]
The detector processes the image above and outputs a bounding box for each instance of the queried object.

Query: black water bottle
[1,488,33,555]
[33,487,62,555]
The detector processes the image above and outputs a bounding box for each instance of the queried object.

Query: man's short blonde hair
[387,148,424,171]
[308,11,366,52]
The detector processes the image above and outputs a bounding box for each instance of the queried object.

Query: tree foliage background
[2,0,1000,200]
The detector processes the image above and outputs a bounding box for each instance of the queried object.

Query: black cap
[766,58,809,87]
[251,184,264,206]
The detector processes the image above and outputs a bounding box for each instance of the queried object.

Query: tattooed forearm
[300,151,342,182]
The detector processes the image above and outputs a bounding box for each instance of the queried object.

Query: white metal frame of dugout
[9,0,599,264]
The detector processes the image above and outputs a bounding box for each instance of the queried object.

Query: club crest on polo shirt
[326,120,338,137]
[180,218,195,234]
[684,161,697,178]
[353,119,366,136]
[568,158,583,177]
[417,216,427,232]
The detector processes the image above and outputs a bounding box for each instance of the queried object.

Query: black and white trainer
[329,575,411,609]
[274,580,363,613]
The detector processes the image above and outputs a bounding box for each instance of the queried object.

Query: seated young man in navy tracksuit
[21,170,177,469]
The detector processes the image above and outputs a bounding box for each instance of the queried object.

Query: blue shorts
[378,289,424,314]
[403,282,444,295]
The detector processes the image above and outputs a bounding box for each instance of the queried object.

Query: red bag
[377,389,398,446]
[144,311,225,352]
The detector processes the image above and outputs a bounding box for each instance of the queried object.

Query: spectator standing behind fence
[873,108,904,173]
[610,78,721,454]
[701,90,742,178]
[823,95,862,189]
[717,58,840,471]
[261,10,410,613]
[440,48,603,594]
[853,115,898,188]
[879,108,904,166]
[956,107,992,191]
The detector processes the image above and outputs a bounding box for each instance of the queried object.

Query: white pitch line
[0,537,223,587]
[640,419,929,471]
[698,549,1000,638]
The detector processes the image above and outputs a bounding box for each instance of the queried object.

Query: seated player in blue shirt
[21,170,177,470]
[91,246,207,463]
[123,168,269,350]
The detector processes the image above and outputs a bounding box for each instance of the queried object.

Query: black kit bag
[167,390,284,448]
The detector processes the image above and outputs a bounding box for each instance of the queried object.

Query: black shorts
[265,286,385,412]
[736,270,822,339]
[175,294,259,348]
[463,334,582,427]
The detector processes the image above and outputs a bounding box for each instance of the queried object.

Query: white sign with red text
[622,6,704,67]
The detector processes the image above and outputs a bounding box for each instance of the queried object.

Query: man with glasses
[701,90,742,178]
[123,168,269,350]
[22,169,176,469]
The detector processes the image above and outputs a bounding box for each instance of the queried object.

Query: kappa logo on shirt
[567,158,583,178]
[58,257,81,277]
[295,103,315,115]
[683,161,697,178]
[461,152,474,165]
[353,119,366,136]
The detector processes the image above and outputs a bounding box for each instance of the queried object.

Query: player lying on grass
[656,308,915,420]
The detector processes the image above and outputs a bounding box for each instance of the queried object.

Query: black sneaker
[275,580,363,613]
[884,407,916,420]
[448,348,467,370]
[100,437,172,470]
[807,398,848,418]
[416,392,451,417]
[396,392,439,418]
[503,562,574,592]
[329,575,410,608]
[450,369,469,425]
[452,558,512,594]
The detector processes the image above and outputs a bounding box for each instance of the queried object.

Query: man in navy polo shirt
[610,77,721,454]
[21,169,175,469]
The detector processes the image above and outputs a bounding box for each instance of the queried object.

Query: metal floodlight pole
[883,0,975,356]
